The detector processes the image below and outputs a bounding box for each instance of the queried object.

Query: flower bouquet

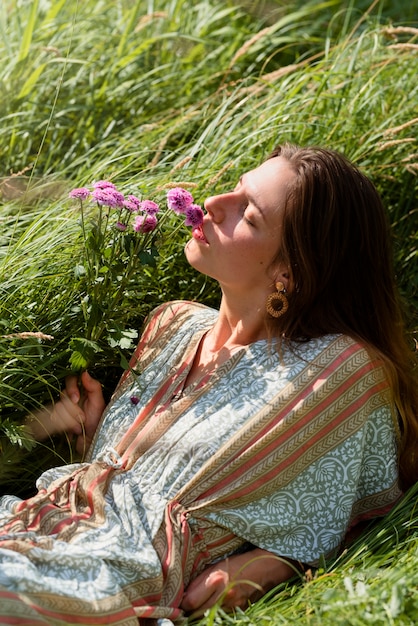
[68,181,204,371]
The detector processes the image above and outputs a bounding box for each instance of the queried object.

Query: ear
[273,264,290,291]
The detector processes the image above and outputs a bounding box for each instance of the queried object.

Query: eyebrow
[239,175,265,219]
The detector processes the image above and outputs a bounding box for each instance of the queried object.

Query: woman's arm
[181,548,298,616]
[25,371,106,455]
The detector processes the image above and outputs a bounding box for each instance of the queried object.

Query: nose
[204,192,235,224]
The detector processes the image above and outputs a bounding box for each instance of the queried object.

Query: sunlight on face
[185,157,295,298]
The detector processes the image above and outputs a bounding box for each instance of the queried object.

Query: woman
[1,144,417,624]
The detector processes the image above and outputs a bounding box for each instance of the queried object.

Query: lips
[192,225,208,243]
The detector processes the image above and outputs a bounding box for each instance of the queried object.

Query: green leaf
[69,350,88,370]
[68,337,102,371]
[119,336,134,349]
[107,327,138,350]
[138,250,156,267]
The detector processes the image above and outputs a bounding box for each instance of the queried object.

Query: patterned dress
[0,301,401,624]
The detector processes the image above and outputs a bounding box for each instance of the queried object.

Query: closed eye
[241,206,256,227]
[239,203,252,225]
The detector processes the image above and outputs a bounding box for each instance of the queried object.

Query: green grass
[0,0,417,622]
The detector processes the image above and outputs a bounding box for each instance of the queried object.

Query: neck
[207,296,268,352]
[182,294,269,390]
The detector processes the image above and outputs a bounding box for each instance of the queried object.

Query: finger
[65,375,81,404]
[80,370,102,393]
[181,587,221,615]
[80,371,106,413]
[182,570,227,613]
[58,394,86,433]
[222,585,251,610]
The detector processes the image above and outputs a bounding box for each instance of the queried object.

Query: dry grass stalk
[405,163,418,173]
[401,153,418,162]
[388,43,418,51]
[383,27,418,38]
[157,181,197,190]
[229,26,272,67]
[170,157,192,173]
[227,63,300,99]
[139,123,160,132]
[377,138,416,151]
[2,332,54,340]
[151,135,170,167]
[227,47,324,98]
[383,118,418,137]
[41,46,61,56]
[205,162,234,189]
[150,111,200,166]
[135,12,167,31]
[0,176,67,202]
[8,165,33,177]
[258,64,300,84]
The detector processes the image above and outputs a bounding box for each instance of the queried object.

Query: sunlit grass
[0,0,417,621]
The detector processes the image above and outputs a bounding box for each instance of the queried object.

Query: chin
[184,244,212,278]
[184,240,200,268]
[184,238,194,259]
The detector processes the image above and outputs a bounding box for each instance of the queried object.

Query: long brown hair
[268,143,418,490]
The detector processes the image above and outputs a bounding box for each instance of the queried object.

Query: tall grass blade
[17,0,39,63]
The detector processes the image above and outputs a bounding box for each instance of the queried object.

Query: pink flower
[166,187,194,214]
[133,214,158,233]
[184,204,204,228]
[92,188,125,208]
[93,180,117,190]
[123,195,141,212]
[69,187,91,200]
[139,200,160,215]
[115,221,127,231]
[123,200,140,212]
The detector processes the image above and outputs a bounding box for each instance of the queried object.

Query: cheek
[262,234,280,263]
[246,238,278,266]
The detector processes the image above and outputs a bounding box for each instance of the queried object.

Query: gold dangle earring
[266,281,289,318]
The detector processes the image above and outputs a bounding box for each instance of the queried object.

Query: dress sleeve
[205,402,400,566]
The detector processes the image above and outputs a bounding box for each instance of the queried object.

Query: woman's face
[185,156,295,298]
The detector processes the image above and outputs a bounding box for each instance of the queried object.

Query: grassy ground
[0,0,417,622]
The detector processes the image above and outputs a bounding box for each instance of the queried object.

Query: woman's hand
[25,371,106,456]
[181,548,297,617]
